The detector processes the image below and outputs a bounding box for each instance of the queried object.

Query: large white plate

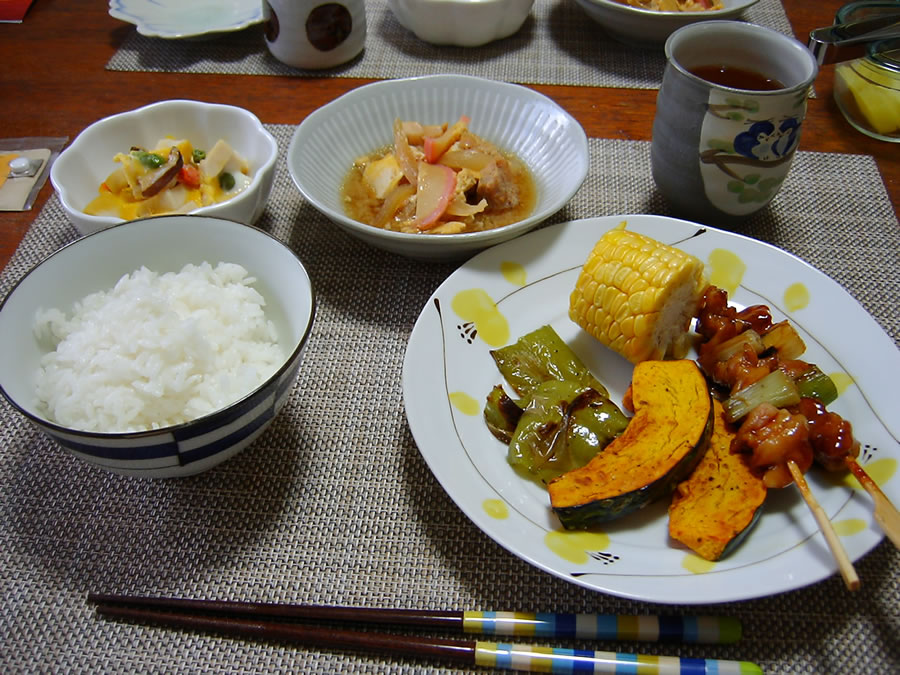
[108,0,263,39]
[402,214,900,604]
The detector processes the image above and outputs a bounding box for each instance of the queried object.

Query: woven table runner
[1,129,898,673]
[105,0,794,90]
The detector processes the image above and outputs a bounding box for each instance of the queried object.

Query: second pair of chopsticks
[87,593,739,645]
[88,594,760,674]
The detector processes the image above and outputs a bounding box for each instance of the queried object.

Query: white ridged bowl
[287,75,589,261]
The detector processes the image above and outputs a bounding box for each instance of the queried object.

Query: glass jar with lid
[834,37,900,142]
[826,1,900,142]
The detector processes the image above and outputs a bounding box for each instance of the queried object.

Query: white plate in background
[109,0,264,39]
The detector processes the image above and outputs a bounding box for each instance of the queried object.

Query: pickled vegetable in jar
[834,38,900,142]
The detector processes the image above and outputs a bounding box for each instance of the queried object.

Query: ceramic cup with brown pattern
[651,21,818,224]
[263,0,366,70]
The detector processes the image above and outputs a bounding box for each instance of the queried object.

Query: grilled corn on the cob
[569,226,706,364]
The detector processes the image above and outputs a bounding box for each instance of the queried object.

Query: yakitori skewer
[693,285,871,587]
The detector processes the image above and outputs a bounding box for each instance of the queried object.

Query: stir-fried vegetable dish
[615,0,723,11]
[84,137,251,220]
[341,117,536,235]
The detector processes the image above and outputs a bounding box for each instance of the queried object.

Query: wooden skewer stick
[788,460,860,591]
[845,456,900,550]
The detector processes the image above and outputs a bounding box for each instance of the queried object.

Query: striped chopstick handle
[462,612,741,645]
[473,641,761,674]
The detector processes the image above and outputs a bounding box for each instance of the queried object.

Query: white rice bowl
[0,215,315,478]
[34,262,284,433]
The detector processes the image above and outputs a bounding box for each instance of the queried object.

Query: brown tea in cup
[688,64,785,91]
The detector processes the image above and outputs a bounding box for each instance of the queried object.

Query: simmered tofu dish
[84,137,251,220]
[341,117,536,235]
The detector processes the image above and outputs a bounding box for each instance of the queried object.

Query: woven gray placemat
[105,0,794,90]
[1,128,898,673]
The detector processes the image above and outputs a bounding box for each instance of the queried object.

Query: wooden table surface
[0,0,896,274]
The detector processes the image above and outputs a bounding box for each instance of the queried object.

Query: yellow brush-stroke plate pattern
[402,215,899,604]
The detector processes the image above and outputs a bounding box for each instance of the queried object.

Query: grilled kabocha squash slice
[548,359,713,529]
[668,399,767,561]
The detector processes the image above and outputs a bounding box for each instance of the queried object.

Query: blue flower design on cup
[733,117,801,162]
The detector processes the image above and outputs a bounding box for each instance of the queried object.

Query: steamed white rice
[33,262,284,433]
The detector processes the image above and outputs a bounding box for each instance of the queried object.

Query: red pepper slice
[178,164,201,189]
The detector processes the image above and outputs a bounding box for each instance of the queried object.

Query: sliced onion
[438,149,493,172]
[393,118,419,185]
[373,183,415,228]
[446,197,487,217]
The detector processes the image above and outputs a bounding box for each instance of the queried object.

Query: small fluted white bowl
[574,0,760,47]
[287,74,588,261]
[51,100,278,236]
[0,215,315,478]
[388,0,534,47]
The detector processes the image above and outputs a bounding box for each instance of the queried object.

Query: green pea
[131,150,165,168]
[219,172,235,191]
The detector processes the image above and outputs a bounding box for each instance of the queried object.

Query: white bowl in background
[574,0,760,47]
[0,215,315,478]
[51,100,278,236]
[287,74,589,261]
[388,0,534,47]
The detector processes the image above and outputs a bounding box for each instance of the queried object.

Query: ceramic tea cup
[651,21,818,224]
[263,0,366,70]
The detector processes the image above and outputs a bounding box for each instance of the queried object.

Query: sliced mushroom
[137,147,183,198]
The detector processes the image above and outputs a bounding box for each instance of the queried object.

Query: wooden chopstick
[93,603,473,666]
[88,598,762,674]
[86,593,741,645]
